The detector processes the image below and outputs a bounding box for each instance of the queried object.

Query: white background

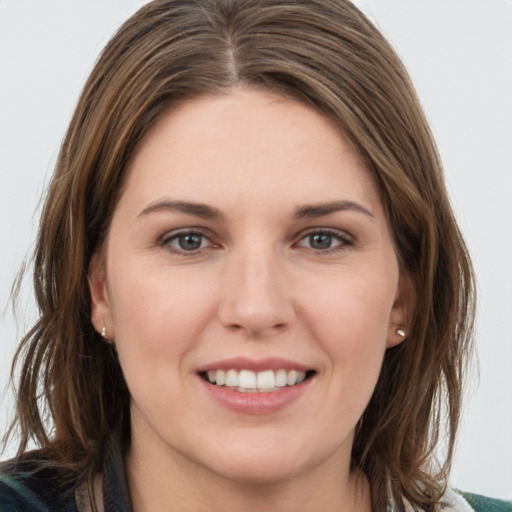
[1,0,511,500]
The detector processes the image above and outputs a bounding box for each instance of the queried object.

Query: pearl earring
[101,326,107,338]
[396,329,405,338]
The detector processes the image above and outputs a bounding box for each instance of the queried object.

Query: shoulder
[458,491,512,512]
[0,455,78,512]
[440,487,512,512]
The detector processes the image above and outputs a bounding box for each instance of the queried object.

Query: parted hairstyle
[6,1,475,511]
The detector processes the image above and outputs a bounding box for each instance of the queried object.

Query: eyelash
[158,228,353,255]
[159,229,217,254]
[295,228,353,253]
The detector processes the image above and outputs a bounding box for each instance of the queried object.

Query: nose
[217,247,294,337]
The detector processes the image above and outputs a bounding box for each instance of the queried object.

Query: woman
[0,1,509,511]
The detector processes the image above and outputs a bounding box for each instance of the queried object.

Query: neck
[126,439,371,512]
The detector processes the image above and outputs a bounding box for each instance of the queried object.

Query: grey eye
[162,231,210,253]
[176,233,204,251]
[308,233,334,250]
[297,229,350,252]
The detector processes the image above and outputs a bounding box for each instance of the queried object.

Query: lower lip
[199,376,313,415]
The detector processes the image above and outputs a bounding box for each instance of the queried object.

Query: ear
[89,252,115,340]
[387,272,414,348]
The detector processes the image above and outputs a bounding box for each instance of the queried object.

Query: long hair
[6,1,475,510]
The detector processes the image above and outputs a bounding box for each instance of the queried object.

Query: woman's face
[90,88,409,485]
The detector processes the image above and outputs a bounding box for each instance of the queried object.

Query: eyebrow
[138,200,224,220]
[293,200,374,220]
[138,199,373,221]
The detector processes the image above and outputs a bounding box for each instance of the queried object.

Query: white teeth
[225,369,238,387]
[286,370,298,386]
[275,369,287,387]
[238,370,256,388]
[216,369,225,386]
[257,370,275,389]
[204,368,310,390]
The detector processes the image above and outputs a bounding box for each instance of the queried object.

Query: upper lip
[196,357,313,373]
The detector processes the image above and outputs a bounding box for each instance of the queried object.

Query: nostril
[245,322,288,337]
[226,321,288,336]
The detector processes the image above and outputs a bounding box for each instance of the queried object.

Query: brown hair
[6,1,475,510]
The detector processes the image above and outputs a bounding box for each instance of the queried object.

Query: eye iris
[178,234,202,251]
[310,233,332,249]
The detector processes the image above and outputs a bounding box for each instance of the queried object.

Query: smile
[200,369,314,393]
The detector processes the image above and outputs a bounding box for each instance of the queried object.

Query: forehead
[121,87,382,217]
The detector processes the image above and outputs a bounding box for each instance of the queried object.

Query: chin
[211,455,306,486]
[194,434,336,487]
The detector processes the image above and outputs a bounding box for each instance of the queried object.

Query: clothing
[461,493,512,512]
[1,437,510,512]
[0,433,130,512]
[442,488,512,512]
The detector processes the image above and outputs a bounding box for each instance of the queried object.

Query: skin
[90,87,410,512]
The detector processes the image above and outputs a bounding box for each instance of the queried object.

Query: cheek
[291,268,397,447]
[106,261,217,375]
[297,265,397,377]
[300,267,396,336]
[106,268,220,424]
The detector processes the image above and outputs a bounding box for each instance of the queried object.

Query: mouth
[199,368,316,393]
